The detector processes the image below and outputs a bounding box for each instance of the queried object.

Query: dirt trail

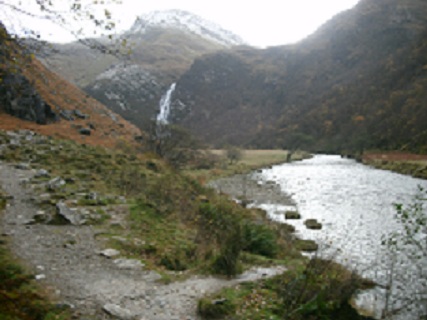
[0,161,285,320]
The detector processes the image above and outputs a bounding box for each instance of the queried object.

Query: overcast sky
[1,0,360,47]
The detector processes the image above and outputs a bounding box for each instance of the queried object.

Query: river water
[251,155,427,319]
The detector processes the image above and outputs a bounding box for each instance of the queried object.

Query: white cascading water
[156,83,176,125]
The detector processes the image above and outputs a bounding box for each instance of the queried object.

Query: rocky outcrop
[0,73,57,124]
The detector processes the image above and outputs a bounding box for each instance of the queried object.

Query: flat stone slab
[103,304,134,320]
[114,258,144,270]
[99,248,120,258]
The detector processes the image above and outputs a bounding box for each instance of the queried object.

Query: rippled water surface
[256,155,427,319]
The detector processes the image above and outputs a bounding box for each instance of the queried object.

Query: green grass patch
[198,258,374,320]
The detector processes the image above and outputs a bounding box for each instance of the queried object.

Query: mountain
[27,10,245,130]
[128,9,245,47]
[0,24,141,148]
[169,0,427,153]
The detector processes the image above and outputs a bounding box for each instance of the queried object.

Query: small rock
[35,169,49,178]
[35,274,46,280]
[56,202,86,225]
[304,219,322,230]
[48,177,66,190]
[73,109,88,119]
[15,163,31,170]
[113,258,144,270]
[79,128,91,136]
[285,211,301,219]
[59,110,75,121]
[102,304,134,320]
[99,248,120,258]
[19,178,31,185]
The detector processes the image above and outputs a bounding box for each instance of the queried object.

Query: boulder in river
[295,239,318,252]
[285,211,301,219]
[304,219,322,230]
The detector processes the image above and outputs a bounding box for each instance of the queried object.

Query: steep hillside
[28,10,245,130]
[0,25,141,148]
[170,0,427,153]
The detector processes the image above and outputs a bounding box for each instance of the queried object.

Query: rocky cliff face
[170,0,427,152]
[0,72,57,124]
[0,24,57,124]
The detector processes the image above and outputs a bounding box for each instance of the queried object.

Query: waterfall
[156,83,176,125]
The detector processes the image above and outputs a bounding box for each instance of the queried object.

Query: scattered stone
[73,109,88,119]
[304,219,322,230]
[109,113,118,123]
[198,195,209,203]
[102,304,134,320]
[34,211,49,223]
[56,202,86,225]
[59,110,75,121]
[99,248,120,258]
[112,236,127,242]
[79,128,91,136]
[19,178,31,185]
[295,239,318,252]
[35,169,49,178]
[35,274,46,280]
[15,163,31,170]
[47,177,66,191]
[113,258,144,270]
[285,211,301,219]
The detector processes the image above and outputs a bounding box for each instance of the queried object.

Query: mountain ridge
[169,0,427,153]
[128,9,245,47]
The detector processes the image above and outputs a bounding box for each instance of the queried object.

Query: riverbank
[185,149,311,183]
[206,166,376,319]
[362,152,427,180]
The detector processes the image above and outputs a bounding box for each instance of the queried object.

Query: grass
[362,152,427,179]
[197,259,375,320]
[184,149,310,183]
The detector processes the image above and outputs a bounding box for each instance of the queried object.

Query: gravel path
[0,161,285,320]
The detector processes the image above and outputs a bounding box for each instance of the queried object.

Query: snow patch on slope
[129,10,245,47]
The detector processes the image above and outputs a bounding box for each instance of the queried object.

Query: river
[232,155,427,319]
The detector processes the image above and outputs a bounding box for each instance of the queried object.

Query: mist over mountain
[169,0,427,153]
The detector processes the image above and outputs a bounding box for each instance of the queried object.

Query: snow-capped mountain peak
[129,10,245,47]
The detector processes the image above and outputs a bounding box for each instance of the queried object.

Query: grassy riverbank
[185,149,310,183]
[362,152,427,180]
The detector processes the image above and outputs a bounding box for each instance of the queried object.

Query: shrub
[198,202,243,276]
[198,297,236,319]
[242,223,279,258]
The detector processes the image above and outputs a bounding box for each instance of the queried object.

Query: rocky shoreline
[208,171,294,208]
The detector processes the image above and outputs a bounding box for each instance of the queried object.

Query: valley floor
[0,161,285,320]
